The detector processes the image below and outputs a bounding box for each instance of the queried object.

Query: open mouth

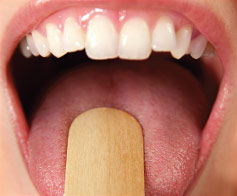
[1,0,234,196]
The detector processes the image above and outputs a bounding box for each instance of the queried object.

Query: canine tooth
[85,15,118,60]
[32,30,50,57]
[26,35,39,56]
[119,18,151,60]
[171,25,192,59]
[62,17,85,52]
[203,43,215,57]
[20,38,32,58]
[46,23,66,58]
[189,35,208,59]
[152,16,176,52]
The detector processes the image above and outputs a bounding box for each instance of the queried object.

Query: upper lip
[0,0,234,69]
[0,0,235,194]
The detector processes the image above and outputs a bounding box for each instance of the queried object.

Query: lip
[0,0,235,195]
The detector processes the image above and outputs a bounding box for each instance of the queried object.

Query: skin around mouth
[27,58,209,196]
[2,0,236,194]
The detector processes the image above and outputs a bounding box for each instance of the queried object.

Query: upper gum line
[20,7,210,60]
[36,7,192,35]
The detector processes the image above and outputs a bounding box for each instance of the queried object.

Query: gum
[35,6,199,37]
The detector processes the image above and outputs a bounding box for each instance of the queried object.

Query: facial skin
[0,0,237,195]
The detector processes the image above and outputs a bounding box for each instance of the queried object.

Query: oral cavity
[20,7,210,60]
[27,59,209,196]
[15,6,214,196]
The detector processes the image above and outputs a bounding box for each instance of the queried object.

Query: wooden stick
[65,107,144,196]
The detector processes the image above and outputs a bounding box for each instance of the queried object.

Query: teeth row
[20,15,208,60]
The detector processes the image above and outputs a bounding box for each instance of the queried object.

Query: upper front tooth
[46,23,66,58]
[32,30,50,57]
[152,16,176,52]
[85,15,118,60]
[171,25,192,59]
[26,34,39,56]
[62,17,85,53]
[20,38,32,58]
[189,34,208,59]
[119,18,151,60]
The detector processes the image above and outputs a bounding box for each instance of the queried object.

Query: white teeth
[119,18,151,60]
[189,34,208,59]
[26,34,39,56]
[32,30,50,57]
[22,14,210,61]
[171,25,192,59]
[46,23,66,58]
[203,43,215,57]
[20,38,32,58]
[152,16,176,52]
[62,17,85,53]
[85,15,118,60]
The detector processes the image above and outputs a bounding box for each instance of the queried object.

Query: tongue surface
[27,58,208,196]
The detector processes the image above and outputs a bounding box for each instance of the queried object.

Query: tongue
[27,58,209,196]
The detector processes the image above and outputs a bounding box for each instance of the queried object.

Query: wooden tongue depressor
[65,107,144,196]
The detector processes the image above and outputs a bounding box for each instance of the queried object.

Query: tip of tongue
[27,59,209,196]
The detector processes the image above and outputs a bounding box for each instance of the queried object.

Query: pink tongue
[28,59,208,196]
